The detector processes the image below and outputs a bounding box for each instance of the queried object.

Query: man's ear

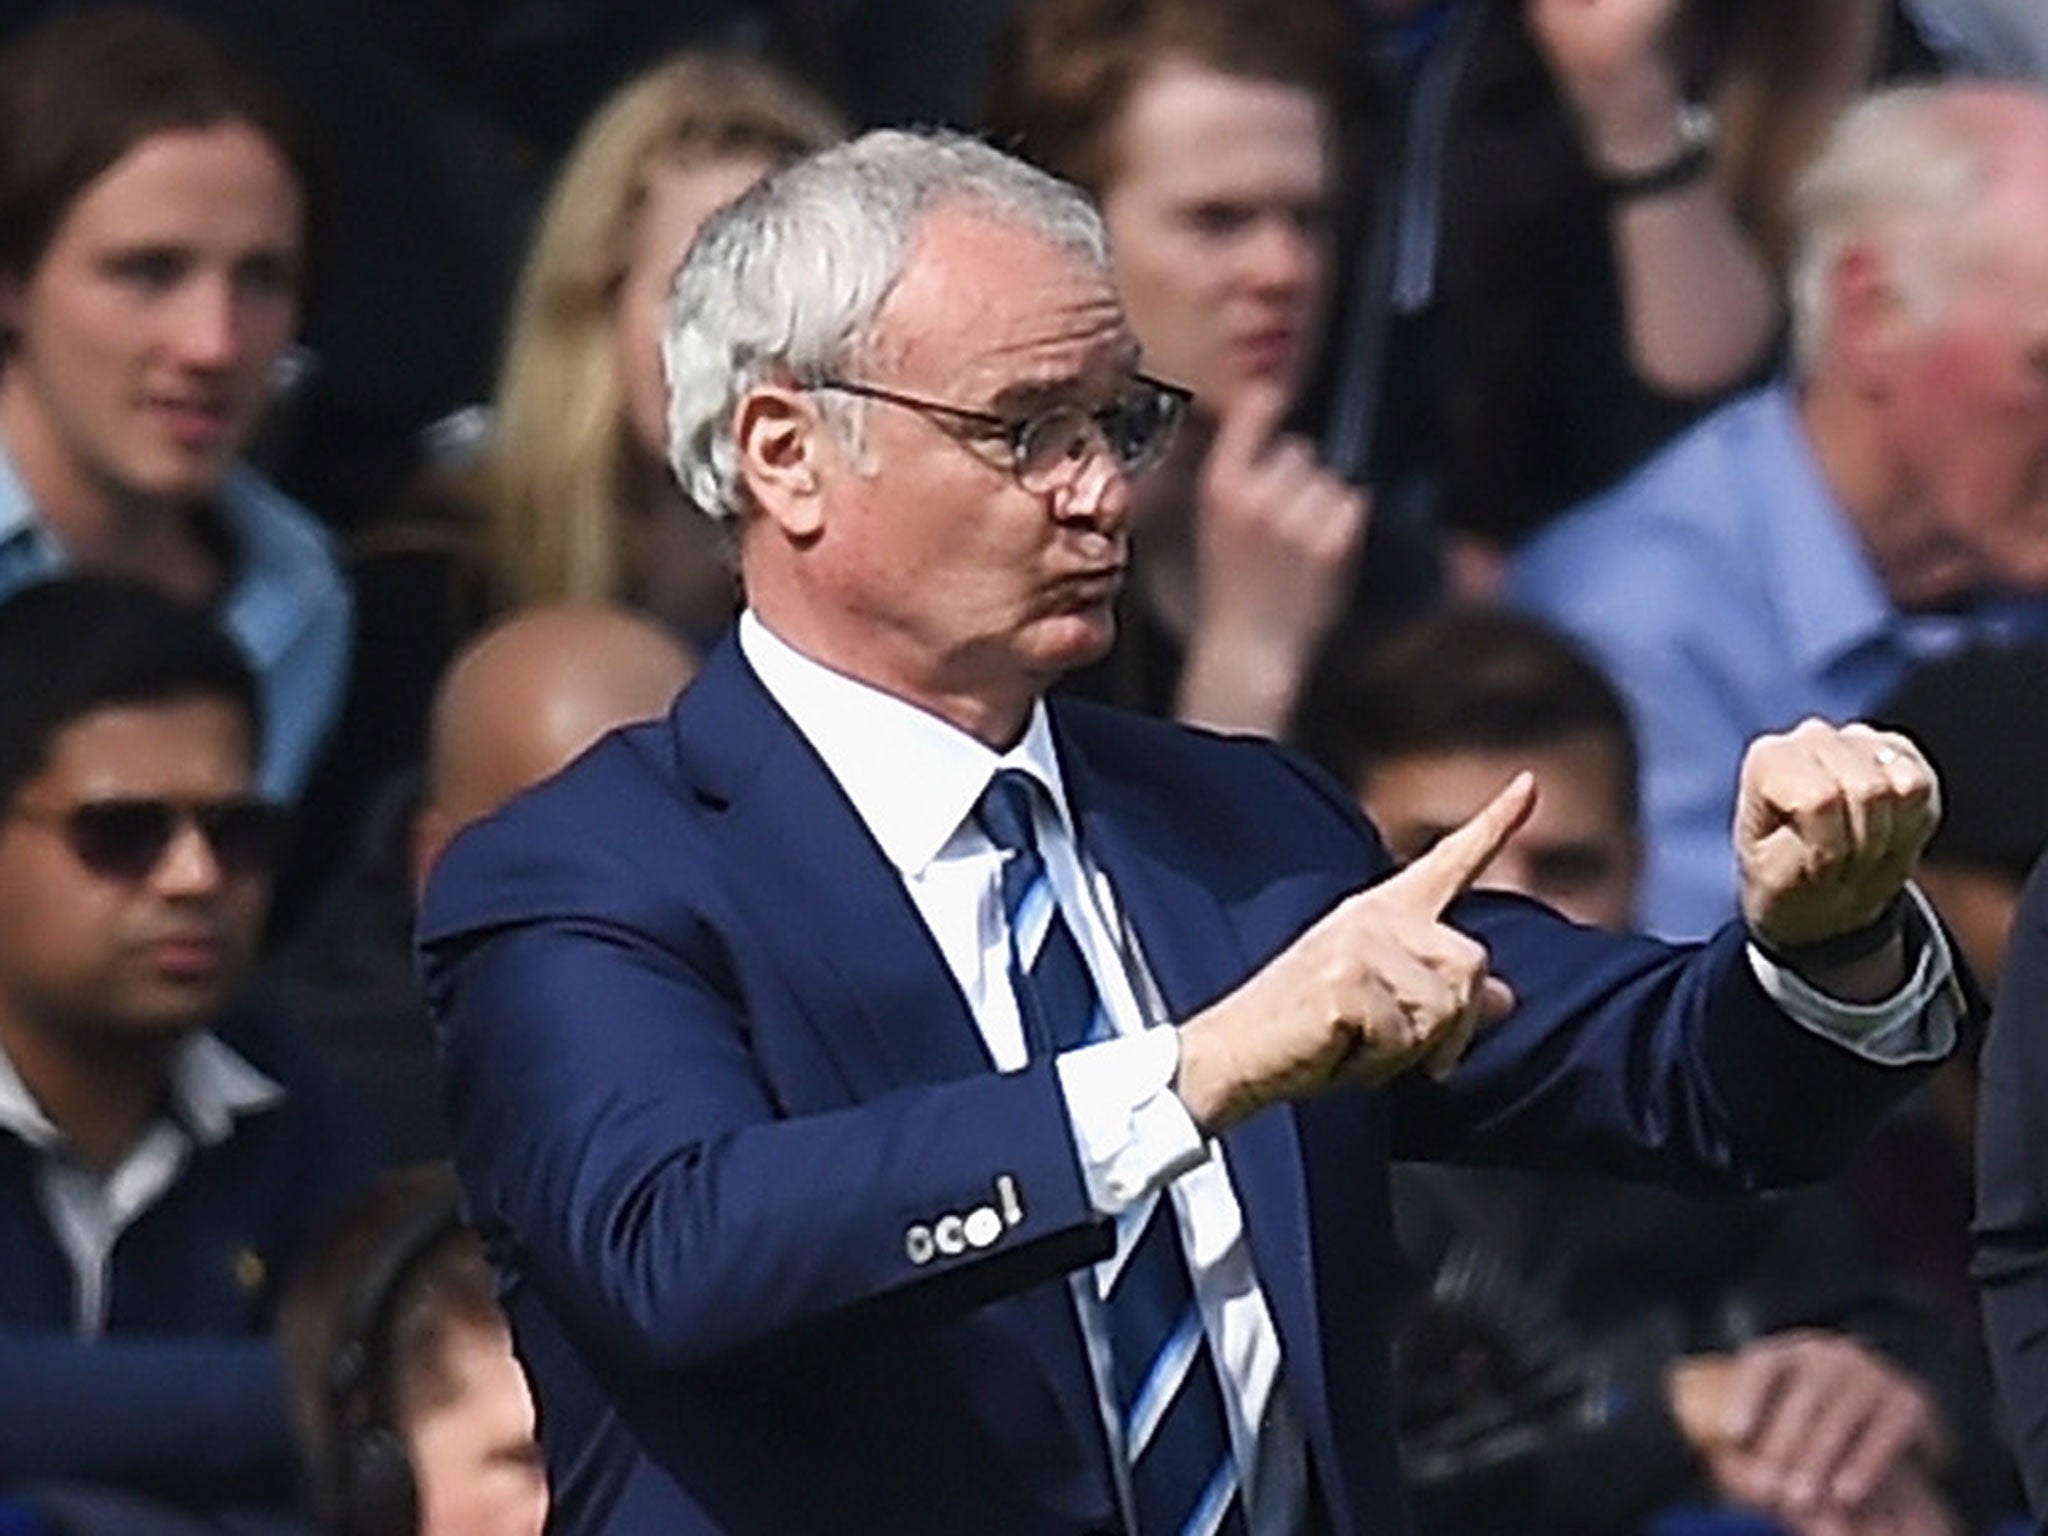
[735,384,827,540]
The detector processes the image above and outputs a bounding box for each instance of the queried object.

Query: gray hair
[661,127,1111,521]
[1788,85,2013,377]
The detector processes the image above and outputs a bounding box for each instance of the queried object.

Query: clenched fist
[1735,718,1940,952]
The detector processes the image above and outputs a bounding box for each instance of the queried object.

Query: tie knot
[975,769,1042,857]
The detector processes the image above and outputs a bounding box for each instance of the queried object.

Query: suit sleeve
[1389,897,1949,1192]
[422,838,1110,1376]
[1975,853,2048,1514]
[1245,742,1946,1192]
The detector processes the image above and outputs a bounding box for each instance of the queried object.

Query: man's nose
[151,818,225,895]
[1241,216,1319,295]
[1051,437,1134,529]
[170,278,241,369]
[1477,849,1538,906]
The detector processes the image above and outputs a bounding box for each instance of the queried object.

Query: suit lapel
[669,645,1114,1508]
[670,642,993,1096]
[1061,722,1343,1515]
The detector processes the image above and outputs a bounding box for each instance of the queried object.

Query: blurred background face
[1097,56,1334,414]
[407,1318,548,1536]
[1359,733,1642,929]
[411,605,698,893]
[1878,193,2048,597]
[0,698,268,1045]
[0,121,303,511]
[614,151,777,462]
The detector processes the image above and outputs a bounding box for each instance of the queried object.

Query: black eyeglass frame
[8,796,292,882]
[809,373,1193,489]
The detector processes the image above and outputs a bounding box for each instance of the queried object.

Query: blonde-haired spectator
[295,50,842,918]
[487,51,847,638]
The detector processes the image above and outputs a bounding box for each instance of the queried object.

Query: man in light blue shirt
[0,11,349,802]
[1512,81,2048,940]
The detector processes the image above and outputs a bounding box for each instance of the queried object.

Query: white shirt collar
[0,1029,284,1156]
[169,1033,287,1143]
[738,610,1075,875]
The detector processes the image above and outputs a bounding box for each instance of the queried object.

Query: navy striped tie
[976,770,1248,1536]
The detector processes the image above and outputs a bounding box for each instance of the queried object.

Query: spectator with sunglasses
[0,576,379,1536]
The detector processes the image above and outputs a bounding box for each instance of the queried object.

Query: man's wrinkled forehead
[864,204,1137,386]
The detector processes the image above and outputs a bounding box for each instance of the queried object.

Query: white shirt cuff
[1055,1027,1209,1216]
[1744,884,1961,1064]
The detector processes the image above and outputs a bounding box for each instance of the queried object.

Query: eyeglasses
[9,797,291,881]
[809,374,1192,492]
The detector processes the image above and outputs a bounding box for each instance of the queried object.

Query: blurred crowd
[0,1,2045,1533]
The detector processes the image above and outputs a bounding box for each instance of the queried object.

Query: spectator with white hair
[1511,81,2048,940]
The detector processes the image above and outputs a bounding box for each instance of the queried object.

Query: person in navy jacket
[420,128,1968,1536]
[0,576,378,1536]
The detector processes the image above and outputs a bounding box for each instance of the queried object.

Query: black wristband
[1597,139,1713,203]
[1751,893,1911,975]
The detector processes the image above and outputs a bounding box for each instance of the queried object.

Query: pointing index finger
[1378,771,1538,918]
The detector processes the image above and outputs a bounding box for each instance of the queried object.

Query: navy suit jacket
[419,640,1929,1536]
[1976,851,2048,1514]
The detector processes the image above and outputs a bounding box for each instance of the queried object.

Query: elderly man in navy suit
[419,128,1967,1536]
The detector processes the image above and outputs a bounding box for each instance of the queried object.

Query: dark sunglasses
[10,797,291,881]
